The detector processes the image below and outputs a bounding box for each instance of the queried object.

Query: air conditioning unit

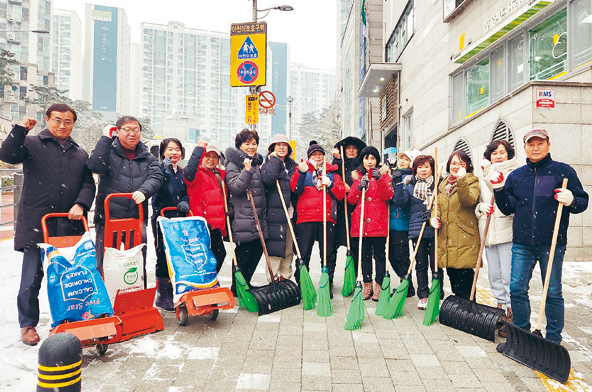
[7,32,16,41]
[7,13,15,21]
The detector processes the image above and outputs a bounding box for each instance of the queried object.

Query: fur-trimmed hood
[266,152,297,172]
[225,147,264,168]
[351,165,388,180]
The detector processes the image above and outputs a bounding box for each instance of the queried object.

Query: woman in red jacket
[184,140,227,273]
[290,142,346,297]
[348,146,393,301]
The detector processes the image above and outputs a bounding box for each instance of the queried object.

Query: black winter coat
[151,164,189,224]
[332,155,360,247]
[87,136,163,225]
[392,175,435,240]
[261,154,297,257]
[0,126,95,251]
[224,147,268,244]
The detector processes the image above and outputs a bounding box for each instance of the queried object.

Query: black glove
[177,201,190,213]
[392,171,403,184]
[163,157,173,174]
[372,169,382,180]
[358,178,369,191]
[226,206,234,220]
[420,210,432,222]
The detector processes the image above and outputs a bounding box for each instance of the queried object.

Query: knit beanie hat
[307,140,325,158]
[359,145,381,165]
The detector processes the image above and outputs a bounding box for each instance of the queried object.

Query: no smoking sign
[259,91,276,109]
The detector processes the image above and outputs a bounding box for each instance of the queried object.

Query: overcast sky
[52,0,338,70]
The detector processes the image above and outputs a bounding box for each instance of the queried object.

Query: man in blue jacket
[492,129,588,344]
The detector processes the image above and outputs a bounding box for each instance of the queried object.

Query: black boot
[155,277,174,311]
[407,281,415,298]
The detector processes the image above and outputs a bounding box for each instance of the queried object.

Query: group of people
[2,102,587,349]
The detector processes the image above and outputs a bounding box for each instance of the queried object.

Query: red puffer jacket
[290,161,346,224]
[184,146,227,237]
[348,168,393,237]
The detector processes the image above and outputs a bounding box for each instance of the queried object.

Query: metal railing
[0,168,22,238]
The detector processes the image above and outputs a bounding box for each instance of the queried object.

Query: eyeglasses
[120,127,141,134]
[49,118,74,127]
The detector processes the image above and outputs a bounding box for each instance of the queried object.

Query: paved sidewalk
[75,245,592,392]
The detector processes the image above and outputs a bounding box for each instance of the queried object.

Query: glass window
[403,111,413,151]
[572,0,592,69]
[452,72,465,123]
[508,33,525,91]
[490,46,504,102]
[529,8,567,80]
[466,58,489,116]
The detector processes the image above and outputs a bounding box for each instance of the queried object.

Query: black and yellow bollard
[37,332,82,391]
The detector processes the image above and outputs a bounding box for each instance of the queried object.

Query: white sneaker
[418,298,428,310]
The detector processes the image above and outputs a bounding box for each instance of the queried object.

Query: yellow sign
[289,140,296,160]
[246,95,259,124]
[230,22,267,87]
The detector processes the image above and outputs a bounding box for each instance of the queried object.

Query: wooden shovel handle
[323,156,327,267]
[220,182,239,267]
[357,186,366,276]
[433,147,439,274]
[536,178,568,331]
[247,189,274,279]
[407,165,444,275]
[341,145,351,250]
[469,194,496,301]
[276,180,302,259]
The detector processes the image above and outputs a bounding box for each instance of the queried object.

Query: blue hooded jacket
[389,168,412,231]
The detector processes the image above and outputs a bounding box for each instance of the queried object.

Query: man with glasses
[0,103,96,346]
[87,116,163,279]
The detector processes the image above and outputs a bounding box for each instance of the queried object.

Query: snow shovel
[340,145,356,297]
[276,181,317,310]
[439,194,505,341]
[498,178,571,384]
[246,189,301,315]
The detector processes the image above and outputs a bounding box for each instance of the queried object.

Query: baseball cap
[205,144,221,157]
[523,129,549,143]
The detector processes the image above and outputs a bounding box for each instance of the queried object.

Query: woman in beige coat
[431,150,480,300]
[476,140,518,336]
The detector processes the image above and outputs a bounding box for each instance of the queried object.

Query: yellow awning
[454,1,553,64]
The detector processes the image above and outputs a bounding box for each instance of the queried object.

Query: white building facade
[140,21,275,152]
[51,9,82,100]
[352,0,592,260]
[289,62,336,139]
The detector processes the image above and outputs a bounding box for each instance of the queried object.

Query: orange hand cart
[43,214,122,355]
[46,193,165,355]
[159,207,235,326]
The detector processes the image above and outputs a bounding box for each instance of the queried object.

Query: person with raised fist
[430,150,480,300]
[476,140,518,337]
[0,104,95,346]
[494,129,588,345]
[348,146,393,301]
[87,115,163,277]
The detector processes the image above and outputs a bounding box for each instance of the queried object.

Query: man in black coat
[0,104,96,346]
[87,116,163,279]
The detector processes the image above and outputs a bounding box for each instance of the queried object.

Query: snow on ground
[0,231,591,390]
